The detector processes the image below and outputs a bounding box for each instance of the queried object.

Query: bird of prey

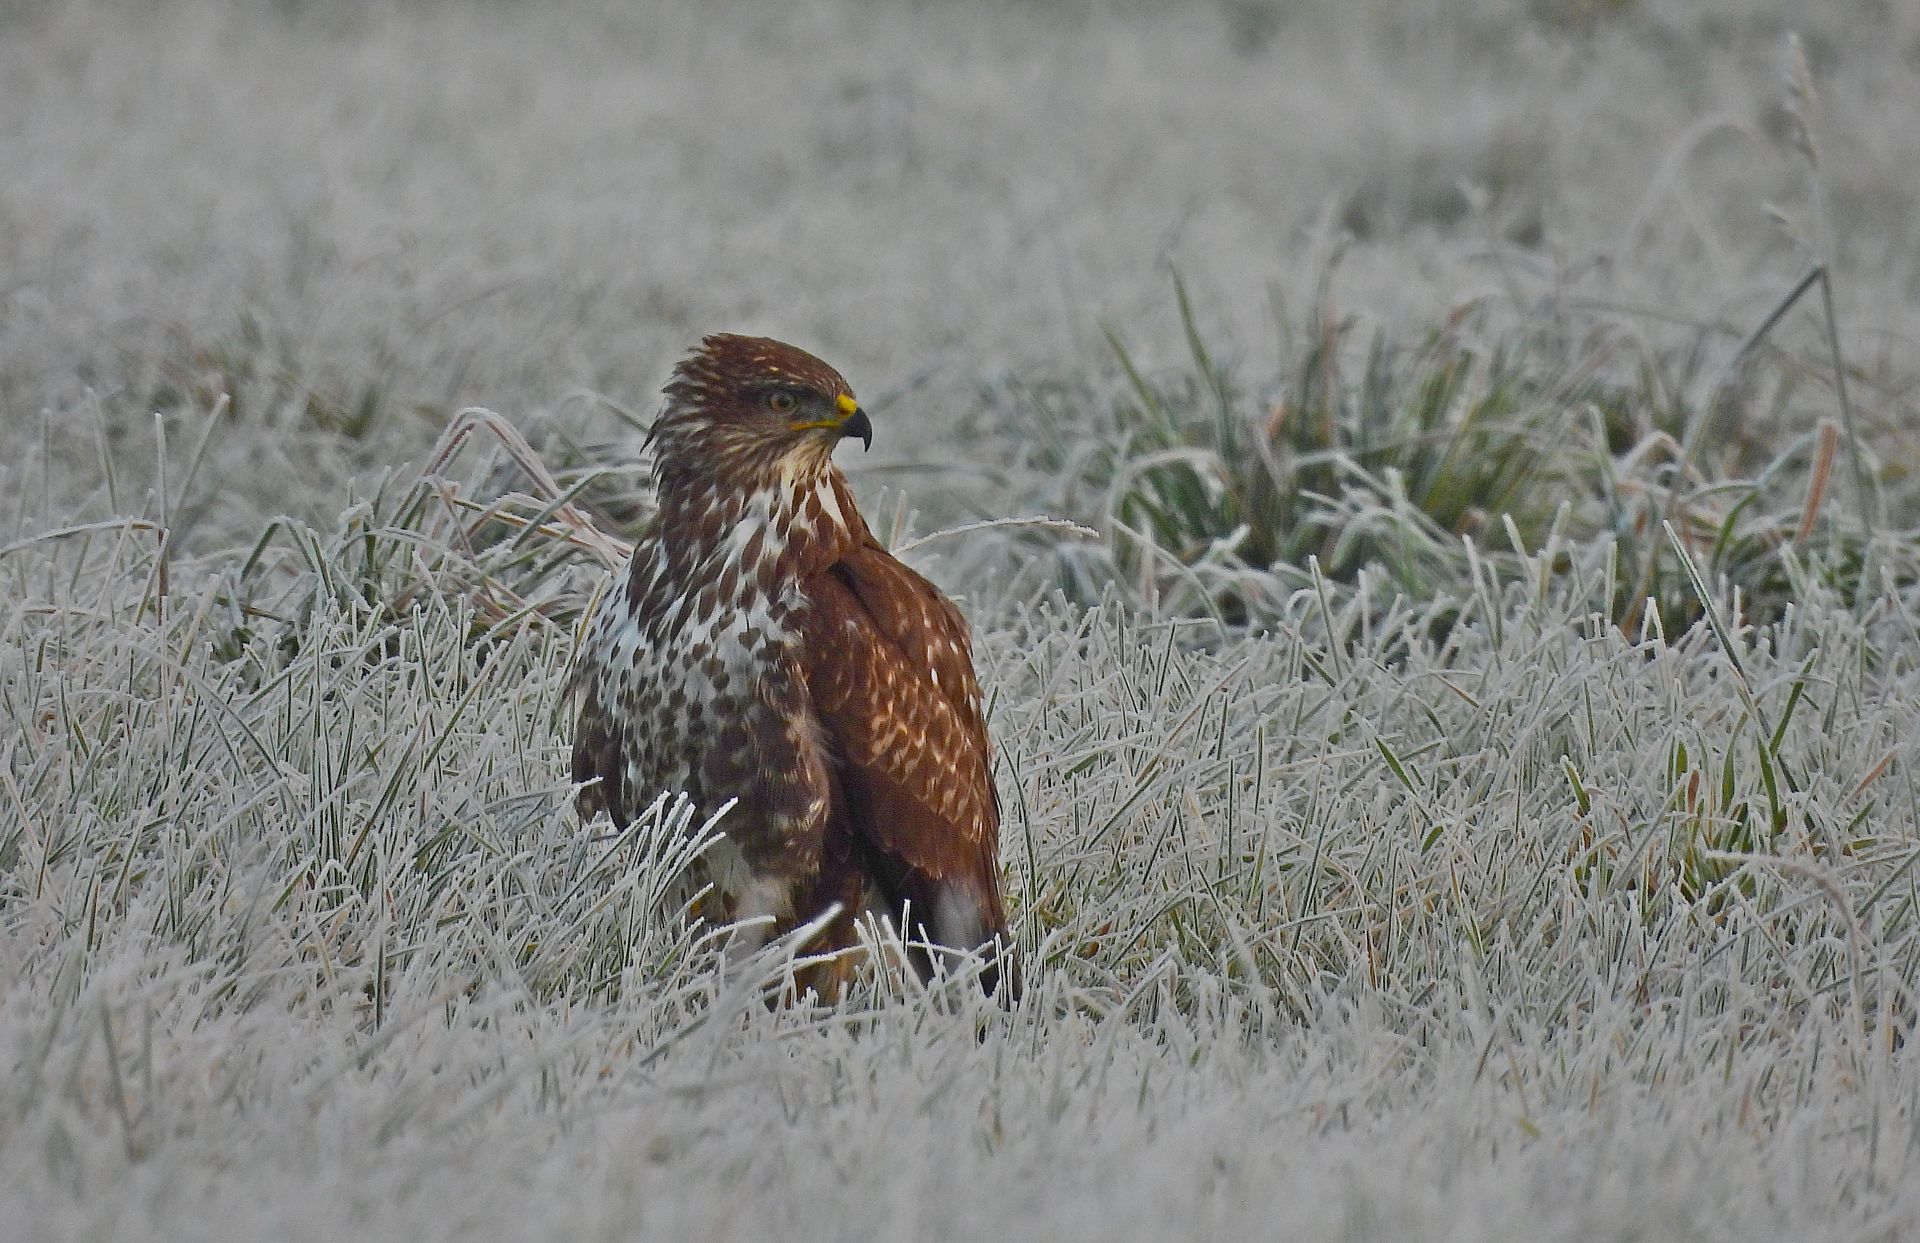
[570,334,1015,999]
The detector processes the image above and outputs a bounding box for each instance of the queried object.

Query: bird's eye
[766,390,797,414]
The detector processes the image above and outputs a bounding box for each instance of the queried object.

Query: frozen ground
[3,1,1919,1239]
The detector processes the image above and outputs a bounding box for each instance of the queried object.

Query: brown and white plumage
[570,334,1014,998]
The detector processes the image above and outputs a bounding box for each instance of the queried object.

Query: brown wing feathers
[798,542,1012,985]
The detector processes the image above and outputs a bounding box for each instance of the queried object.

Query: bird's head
[652,334,872,488]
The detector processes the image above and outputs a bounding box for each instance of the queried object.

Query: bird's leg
[787,862,878,1003]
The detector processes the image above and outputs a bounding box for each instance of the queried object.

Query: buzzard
[570,334,1015,999]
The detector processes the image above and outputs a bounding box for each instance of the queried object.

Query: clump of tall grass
[198,408,636,676]
[978,274,1910,634]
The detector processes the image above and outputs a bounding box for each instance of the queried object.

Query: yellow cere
[835,393,859,417]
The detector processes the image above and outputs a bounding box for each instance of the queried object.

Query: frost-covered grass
[5,438,1920,1240]
[6,1,1920,1239]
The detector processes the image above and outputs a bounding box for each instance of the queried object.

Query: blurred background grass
[5,0,1919,542]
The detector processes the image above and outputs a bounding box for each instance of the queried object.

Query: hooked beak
[840,406,873,452]
[791,392,872,451]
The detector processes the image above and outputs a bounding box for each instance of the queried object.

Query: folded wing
[797,542,1015,994]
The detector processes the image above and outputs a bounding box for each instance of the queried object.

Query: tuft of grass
[982,276,1913,635]
[209,408,635,668]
